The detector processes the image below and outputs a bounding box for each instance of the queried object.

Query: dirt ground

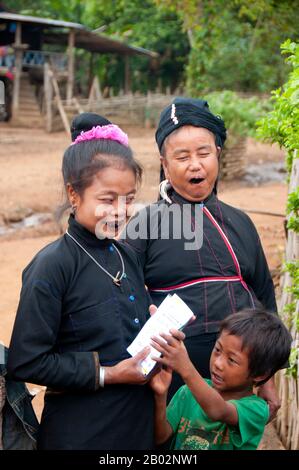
[0,123,287,448]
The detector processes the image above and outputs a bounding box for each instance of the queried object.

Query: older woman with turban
[123,97,279,418]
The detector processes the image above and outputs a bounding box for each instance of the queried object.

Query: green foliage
[285,261,299,299]
[81,0,190,94]
[160,0,299,94]
[287,189,299,215]
[287,189,299,232]
[258,40,299,379]
[187,10,287,93]
[283,302,296,329]
[287,216,299,234]
[204,90,271,138]
[285,346,298,380]
[257,40,299,172]
[257,38,299,328]
[4,0,85,23]
[5,0,299,94]
[257,40,299,179]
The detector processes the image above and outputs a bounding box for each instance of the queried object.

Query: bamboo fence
[276,151,299,449]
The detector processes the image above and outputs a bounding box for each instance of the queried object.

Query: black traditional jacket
[7,215,154,450]
[124,190,277,337]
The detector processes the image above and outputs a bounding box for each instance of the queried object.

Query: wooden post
[49,68,70,136]
[44,63,53,132]
[88,76,102,109]
[66,29,75,105]
[12,22,22,113]
[124,55,131,95]
[72,97,84,114]
[145,91,152,128]
[88,52,94,93]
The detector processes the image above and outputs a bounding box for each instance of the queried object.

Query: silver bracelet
[99,366,105,388]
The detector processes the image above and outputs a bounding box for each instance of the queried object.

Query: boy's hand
[151,329,192,377]
[257,377,280,421]
[149,366,172,396]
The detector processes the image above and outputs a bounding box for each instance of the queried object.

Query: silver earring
[159,179,172,204]
[71,204,77,215]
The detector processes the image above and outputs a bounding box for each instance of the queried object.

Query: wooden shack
[0,9,157,129]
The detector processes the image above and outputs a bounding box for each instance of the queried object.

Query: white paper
[127,294,194,376]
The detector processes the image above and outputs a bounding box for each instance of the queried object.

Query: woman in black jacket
[124,97,279,418]
[7,114,155,450]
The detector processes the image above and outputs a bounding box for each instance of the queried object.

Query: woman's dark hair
[71,112,111,142]
[57,114,143,219]
[220,308,292,386]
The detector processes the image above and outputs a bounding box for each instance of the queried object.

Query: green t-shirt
[166,380,269,450]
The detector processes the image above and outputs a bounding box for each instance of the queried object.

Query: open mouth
[104,219,126,232]
[189,177,205,185]
[211,372,223,385]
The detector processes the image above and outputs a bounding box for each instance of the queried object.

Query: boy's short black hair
[220,308,292,385]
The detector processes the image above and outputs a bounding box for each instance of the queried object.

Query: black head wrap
[71,112,112,142]
[156,97,227,195]
[155,97,227,152]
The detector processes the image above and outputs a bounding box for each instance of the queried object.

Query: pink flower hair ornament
[72,124,129,147]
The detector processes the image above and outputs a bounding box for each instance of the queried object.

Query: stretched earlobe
[159,180,172,204]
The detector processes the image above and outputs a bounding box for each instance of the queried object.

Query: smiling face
[209,330,254,397]
[161,126,221,202]
[68,166,137,238]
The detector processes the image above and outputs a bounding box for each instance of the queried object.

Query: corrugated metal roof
[44,31,158,57]
[0,12,85,30]
[0,12,158,57]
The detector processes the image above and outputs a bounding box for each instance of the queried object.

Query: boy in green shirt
[150,308,291,450]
